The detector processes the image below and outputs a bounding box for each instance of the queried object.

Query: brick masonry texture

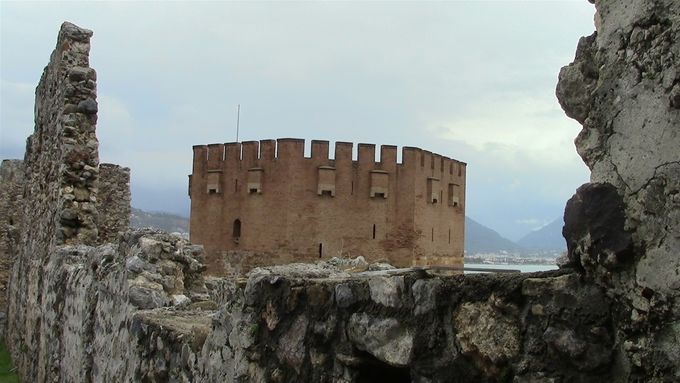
[189,140,466,275]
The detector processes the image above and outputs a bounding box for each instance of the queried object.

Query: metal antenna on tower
[236,104,241,142]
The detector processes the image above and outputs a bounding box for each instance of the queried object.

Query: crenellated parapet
[192,139,465,173]
[190,139,466,202]
[189,138,466,274]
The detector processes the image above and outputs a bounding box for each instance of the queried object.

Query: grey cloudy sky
[0,1,595,241]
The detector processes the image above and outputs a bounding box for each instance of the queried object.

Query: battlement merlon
[242,141,259,168]
[357,143,375,167]
[190,139,465,175]
[207,144,224,170]
[335,142,353,163]
[276,138,305,161]
[380,145,398,171]
[259,140,275,160]
[311,140,329,161]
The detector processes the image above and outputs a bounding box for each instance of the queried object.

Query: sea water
[465,263,558,274]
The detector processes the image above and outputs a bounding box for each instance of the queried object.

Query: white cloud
[430,92,583,169]
[516,218,546,226]
[0,78,35,156]
[97,95,136,160]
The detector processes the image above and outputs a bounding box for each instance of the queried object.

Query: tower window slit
[372,224,376,239]
[232,219,241,241]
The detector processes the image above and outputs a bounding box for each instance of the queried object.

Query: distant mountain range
[517,218,565,250]
[464,216,524,254]
[465,216,566,257]
[130,208,566,257]
[131,208,189,233]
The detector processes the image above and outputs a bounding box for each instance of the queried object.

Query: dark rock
[543,327,586,358]
[563,183,634,271]
[77,98,98,114]
[68,67,96,82]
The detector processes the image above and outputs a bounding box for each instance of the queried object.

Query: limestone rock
[454,301,520,366]
[368,275,405,308]
[347,313,413,367]
[557,0,680,379]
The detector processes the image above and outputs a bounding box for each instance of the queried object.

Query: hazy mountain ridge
[464,216,524,254]
[131,208,189,233]
[517,218,566,250]
[465,216,566,257]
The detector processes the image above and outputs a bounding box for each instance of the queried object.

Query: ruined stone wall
[24,22,100,249]
[7,237,619,383]
[0,160,24,337]
[6,228,210,382]
[6,22,100,371]
[187,266,617,383]
[0,159,129,337]
[47,264,612,383]
[189,140,466,274]
[3,21,131,376]
[557,0,680,379]
[98,163,131,243]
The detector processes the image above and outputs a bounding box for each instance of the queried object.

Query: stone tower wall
[189,139,466,274]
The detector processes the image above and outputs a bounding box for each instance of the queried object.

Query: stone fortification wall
[7,26,99,344]
[0,159,129,338]
[98,163,131,243]
[24,22,100,248]
[172,266,618,383]
[6,229,210,382]
[0,160,24,337]
[6,21,100,375]
[557,0,680,379]
[190,139,466,274]
[3,21,133,376]
[6,245,622,382]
